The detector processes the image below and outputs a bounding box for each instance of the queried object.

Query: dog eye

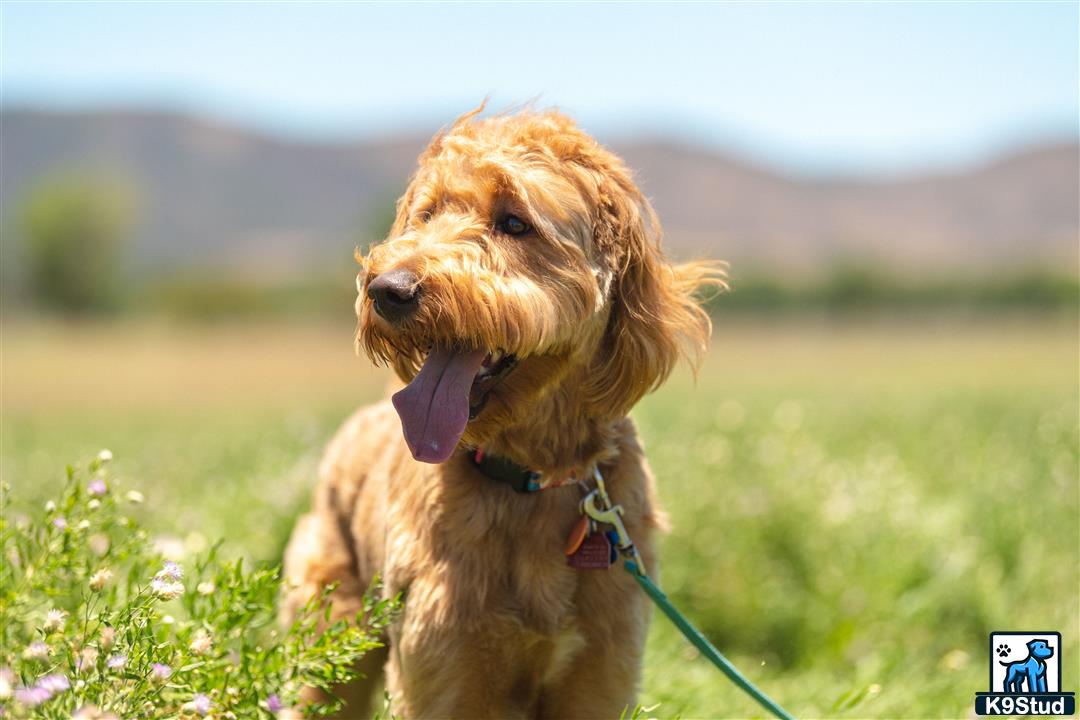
[498,215,530,236]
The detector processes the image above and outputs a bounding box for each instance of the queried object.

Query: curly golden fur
[282,107,725,719]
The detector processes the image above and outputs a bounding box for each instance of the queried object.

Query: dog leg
[383,599,547,719]
[537,571,652,720]
[1027,667,1042,694]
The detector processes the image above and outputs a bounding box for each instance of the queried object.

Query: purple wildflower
[191,693,211,716]
[22,642,48,660]
[157,561,183,582]
[106,654,127,670]
[37,674,69,694]
[151,663,172,681]
[266,694,283,713]
[14,686,50,706]
[88,479,107,497]
[52,517,67,530]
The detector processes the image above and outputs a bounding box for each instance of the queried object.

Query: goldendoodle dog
[282,106,723,719]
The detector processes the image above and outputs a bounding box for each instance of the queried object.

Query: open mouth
[390,345,518,464]
[469,351,518,419]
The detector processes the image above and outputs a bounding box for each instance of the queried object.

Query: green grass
[3,318,1077,719]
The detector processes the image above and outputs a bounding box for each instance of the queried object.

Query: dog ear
[583,171,726,419]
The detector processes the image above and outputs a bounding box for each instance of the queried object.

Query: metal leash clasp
[580,467,647,577]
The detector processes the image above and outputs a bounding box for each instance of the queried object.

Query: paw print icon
[995,643,1010,658]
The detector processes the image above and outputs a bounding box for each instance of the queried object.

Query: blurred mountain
[620,141,1078,277]
[2,109,1077,278]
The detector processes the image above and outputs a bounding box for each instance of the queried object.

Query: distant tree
[20,175,136,313]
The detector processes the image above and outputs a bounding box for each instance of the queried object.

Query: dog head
[357,107,724,463]
[1027,640,1054,660]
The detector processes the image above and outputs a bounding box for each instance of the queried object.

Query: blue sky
[2,2,1077,176]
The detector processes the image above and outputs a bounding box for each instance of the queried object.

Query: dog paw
[996,643,1010,658]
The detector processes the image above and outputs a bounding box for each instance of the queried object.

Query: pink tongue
[392,348,486,463]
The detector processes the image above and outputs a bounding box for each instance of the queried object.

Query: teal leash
[579,468,795,720]
[623,560,795,720]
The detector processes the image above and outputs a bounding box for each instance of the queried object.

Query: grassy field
[3,316,1077,719]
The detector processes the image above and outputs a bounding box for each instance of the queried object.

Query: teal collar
[470,447,542,493]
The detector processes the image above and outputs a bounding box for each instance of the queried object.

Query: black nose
[367,269,420,322]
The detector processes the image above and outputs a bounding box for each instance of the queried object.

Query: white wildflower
[90,568,113,592]
[125,490,145,504]
[197,581,215,596]
[76,646,99,673]
[43,608,67,633]
[189,630,213,655]
[150,578,184,600]
[97,449,113,463]
[150,561,185,599]
[99,626,116,650]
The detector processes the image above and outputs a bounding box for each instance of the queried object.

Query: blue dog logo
[1000,639,1054,693]
[975,631,1075,716]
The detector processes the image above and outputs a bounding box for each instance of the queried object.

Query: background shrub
[19,176,136,314]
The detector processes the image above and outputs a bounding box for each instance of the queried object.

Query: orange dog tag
[564,515,590,556]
